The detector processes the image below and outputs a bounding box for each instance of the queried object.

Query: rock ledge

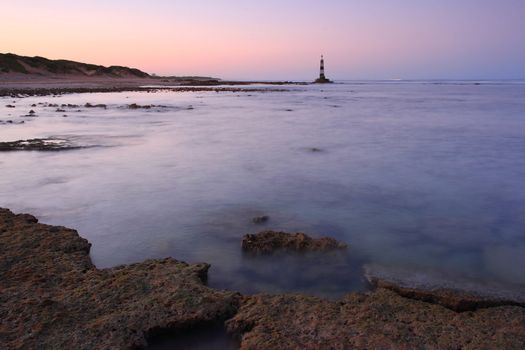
[0,208,239,349]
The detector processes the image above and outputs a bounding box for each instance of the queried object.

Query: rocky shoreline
[1,208,524,349]
[0,84,299,98]
[0,138,86,152]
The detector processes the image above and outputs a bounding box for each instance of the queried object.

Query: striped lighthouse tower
[319,55,326,80]
[314,55,332,83]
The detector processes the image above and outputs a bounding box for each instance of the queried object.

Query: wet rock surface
[364,264,525,311]
[127,103,168,109]
[0,119,24,125]
[0,138,83,151]
[227,290,525,350]
[0,208,240,349]
[241,231,348,254]
[84,102,107,109]
[2,208,525,349]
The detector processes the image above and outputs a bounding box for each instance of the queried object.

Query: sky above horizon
[1,0,525,80]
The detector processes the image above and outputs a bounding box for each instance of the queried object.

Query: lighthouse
[314,55,332,83]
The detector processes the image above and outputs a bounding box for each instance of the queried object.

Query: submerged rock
[0,208,240,349]
[251,215,269,224]
[241,231,347,254]
[364,264,525,312]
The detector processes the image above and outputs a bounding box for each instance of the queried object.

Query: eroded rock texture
[241,231,347,254]
[2,207,525,350]
[0,208,239,349]
[227,290,525,350]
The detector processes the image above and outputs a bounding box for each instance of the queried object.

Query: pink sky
[1,0,524,80]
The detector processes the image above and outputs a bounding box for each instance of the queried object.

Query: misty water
[2,81,525,298]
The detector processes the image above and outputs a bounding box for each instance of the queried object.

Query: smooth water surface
[1,81,525,297]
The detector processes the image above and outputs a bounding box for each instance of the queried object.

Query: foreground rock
[241,231,347,254]
[2,208,525,349]
[0,138,83,151]
[227,290,525,349]
[0,208,239,349]
[365,264,525,311]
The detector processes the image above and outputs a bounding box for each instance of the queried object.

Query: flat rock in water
[0,138,82,151]
[0,208,240,349]
[241,230,347,254]
[364,264,525,311]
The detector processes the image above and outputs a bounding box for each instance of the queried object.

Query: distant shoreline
[0,78,307,97]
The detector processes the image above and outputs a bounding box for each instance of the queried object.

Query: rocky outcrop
[0,138,83,151]
[241,231,348,254]
[127,103,167,110]
[227,290,525,349]
[0,208,240,349]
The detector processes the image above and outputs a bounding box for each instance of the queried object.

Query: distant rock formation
[0,53,150,78]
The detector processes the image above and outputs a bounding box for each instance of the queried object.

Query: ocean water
[1,81,525,298]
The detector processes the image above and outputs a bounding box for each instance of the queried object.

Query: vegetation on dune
[0,53,150,78]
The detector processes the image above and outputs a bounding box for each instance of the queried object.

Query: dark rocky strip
[1,208,524,349]
[0,138,83,151]
[0,85,293,98]
[0,120,24,125]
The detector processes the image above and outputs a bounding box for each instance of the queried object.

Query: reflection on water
[1,81,525,298]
